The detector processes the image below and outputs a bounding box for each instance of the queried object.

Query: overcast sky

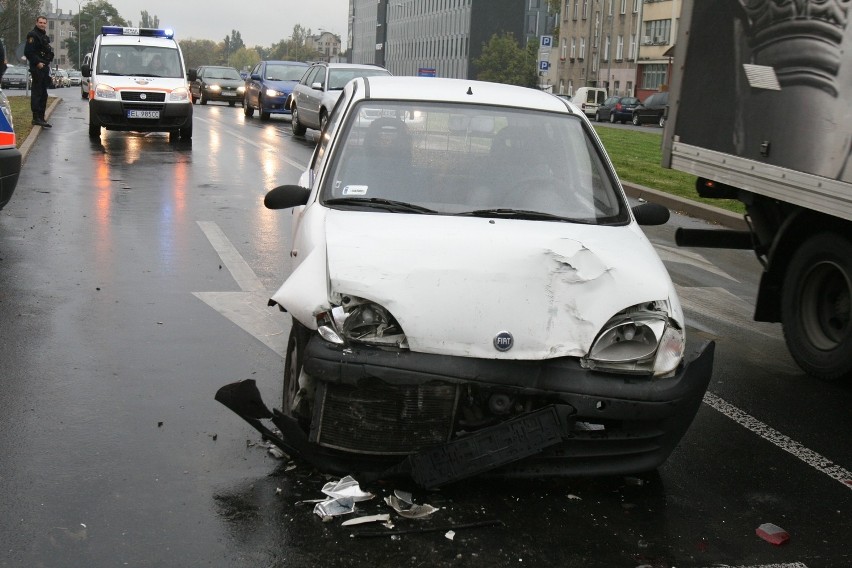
[95,0,349,47]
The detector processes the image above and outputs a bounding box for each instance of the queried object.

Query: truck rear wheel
[781,233,852,381]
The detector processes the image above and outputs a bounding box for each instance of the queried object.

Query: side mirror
[81,64,91,77]
[264,185,311,210]
[311,82,323,91]
[250,73,261,81]
[632,202,670,226]
[187,69,198,82]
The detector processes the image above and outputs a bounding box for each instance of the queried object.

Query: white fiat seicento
[217,76,715,489]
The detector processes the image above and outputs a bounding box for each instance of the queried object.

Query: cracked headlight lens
[583,302,684,377]
[316,296,408,349]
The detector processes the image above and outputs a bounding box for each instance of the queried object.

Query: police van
[81,26,192,140]
[0,91,21,211]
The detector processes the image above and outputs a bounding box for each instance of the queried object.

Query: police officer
[24,15,54,128]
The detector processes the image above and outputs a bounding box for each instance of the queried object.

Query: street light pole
[76,1,83,69]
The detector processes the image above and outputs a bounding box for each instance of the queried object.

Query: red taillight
[616,103,622,110]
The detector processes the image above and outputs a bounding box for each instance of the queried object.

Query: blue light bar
[101,26,174,39]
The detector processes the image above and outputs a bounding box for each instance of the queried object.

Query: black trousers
[30,67,50,117]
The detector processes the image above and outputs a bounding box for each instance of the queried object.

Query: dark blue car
[243,60,309,121]
[595,96,640,124]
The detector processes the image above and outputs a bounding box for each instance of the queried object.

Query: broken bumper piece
[216,339,714,489]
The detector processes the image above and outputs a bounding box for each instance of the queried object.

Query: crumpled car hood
[276,209,680,360]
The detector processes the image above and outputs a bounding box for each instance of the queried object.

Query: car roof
[98,35,177,47]
[322,62,386,70]
[354,76,571,113]
[264,60,309,66]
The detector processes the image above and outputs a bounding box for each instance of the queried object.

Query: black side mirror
[632,202,670,226]
[250,73,261,81]
[81,64,91,77]
[187,69,198,82]
[264,185,311,210]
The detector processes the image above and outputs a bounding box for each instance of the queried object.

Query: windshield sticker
[342,185,368,196]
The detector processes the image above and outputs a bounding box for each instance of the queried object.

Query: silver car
[288,62,390,136]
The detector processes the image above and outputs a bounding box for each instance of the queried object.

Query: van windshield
[96,46,182,78]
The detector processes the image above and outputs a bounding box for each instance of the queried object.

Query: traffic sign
[539,60,550,71]
[540,35,553,48]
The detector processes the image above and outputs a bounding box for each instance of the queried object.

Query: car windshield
[96,46,182,78]
[7,68,26,76]
[203,68,242,80]
[327,68,390,90]
[265,64,306,81]
[322,101,627,225]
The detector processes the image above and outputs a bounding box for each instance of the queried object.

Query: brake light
[615,103,622,110]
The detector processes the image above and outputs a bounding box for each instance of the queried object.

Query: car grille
[121,91,166,102]
[315,379,459,455]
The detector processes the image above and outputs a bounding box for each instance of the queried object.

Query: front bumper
[90,99,192,132]
[218,337,714,488]
[202,88,244,103]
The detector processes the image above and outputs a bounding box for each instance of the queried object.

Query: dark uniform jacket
[24,26,54,71]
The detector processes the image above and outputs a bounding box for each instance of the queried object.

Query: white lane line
[192,291,287,357]
[697,564,808,568]
[193,115,306,172]
[654,243,740,282]
[197,221,265,292]
[704,392,852,491]
[676,285,779,339]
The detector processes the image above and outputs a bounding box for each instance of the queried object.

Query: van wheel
[180,121,193,140]
[88,111,101,138]
[291,106,307,136]
[632,114,641,126]
[200,93,208,105]
[609,113,616,124]
[243,97,254,118]
[595,111,602,122]
[259,96,270,120]
[658,115,666,128]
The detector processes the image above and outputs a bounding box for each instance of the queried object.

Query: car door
[246,62,263,107]
[298,66,325,129]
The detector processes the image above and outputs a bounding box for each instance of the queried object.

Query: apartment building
[43,1,76,70]
[305,31,342,62]
[634,0,679,101]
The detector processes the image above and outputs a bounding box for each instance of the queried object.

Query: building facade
[43,1,76,70]
[305,31,342,62]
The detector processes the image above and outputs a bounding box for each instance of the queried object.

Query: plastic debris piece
[385,493,438,519]
[567,494,582,500]
[624,476,645,486]
[341,514,391,527]
[268,446,287,459]
[313,496,355,518]
[321,476,374,502]
[756,522,790,546]
[445,530,455,541]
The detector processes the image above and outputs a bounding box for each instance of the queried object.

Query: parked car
[68,70,82,86]
[595,96,640,123]
[188,65,245,106]
[53,69,70,88]
[1,66,29,89]
[572,87,608,118]
[632,91,670,127]
[216,75,715,489]
[289,62,391,135]
[242,60,309,121]
[0,90,22,211]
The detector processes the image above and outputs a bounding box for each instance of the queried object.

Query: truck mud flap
[382,405,576,490]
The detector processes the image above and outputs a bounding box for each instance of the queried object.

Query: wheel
[200,93,208,105]
[179,120,192,140]
[88,109,101,138]
[191,93,197,104]
[228,101,235,107]
[781,232,852,381]
[243,97,254,118]
[81,88,87,100]
[595,111,602,122]
[259,96,270,120]
[609,112,616,124]
[319,111,328,133]
[658,115,666,128]
[632,114,641,126]
[291,105,307,136]
[283,318,312,429]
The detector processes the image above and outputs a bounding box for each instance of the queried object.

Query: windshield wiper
[324,197,435,214]
[456,208,590,223]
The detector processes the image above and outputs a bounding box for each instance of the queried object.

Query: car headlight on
[207,84,221,92]
[582,301,684,377]
[315,295,408,349]
[265,88,284,97]
[169,86,190,102]
[95,83,117,99]
[237,86,246,94]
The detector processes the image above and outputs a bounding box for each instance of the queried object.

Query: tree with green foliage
[0,0,47,64]
[63,0,129,70]
[473,33,538,88]
[139,11,159,29]
[179,38,218,70]
[228,47,260,74]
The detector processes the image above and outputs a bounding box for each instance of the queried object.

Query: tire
[632,114,641,126]
[609,113,616,124]
[179,120,192,140]
[88,109,101,138]
[283,318,311,429]
[781,232,852,381]
[243,97,254,118]
[200,93,208,105]
[291,105,307,136]
[595,111,602,122]
[228,101,235,107]
[319,111,328,133]
[658,115,666,128]
[259,96,270,120]
[81,88,87,100]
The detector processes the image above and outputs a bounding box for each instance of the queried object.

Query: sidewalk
[19,97,747,230]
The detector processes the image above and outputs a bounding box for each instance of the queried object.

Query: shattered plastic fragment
[313,496,356,518]
[567,494,582,500]
[756,522,790,546]
[268,446,287,459]
[321,476,374,502]
[341,514,391,527]
[445,530,455,541]
[385,493,438,519]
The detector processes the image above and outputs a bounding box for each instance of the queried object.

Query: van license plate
[222,92,236,96]
[127,110,160,119]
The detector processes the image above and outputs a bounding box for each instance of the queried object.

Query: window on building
[626,80,633,96]
[620,0,626,15]
[628,33,636,59]
[644,20,672,44]
[561,38,568,59]
[582,0,588,19]
[616,35,623,59]
[574,0,579,20]
[570,37,576,58]
[633,0,639,13]
[604,35,610,61]
[579,37,585,59]
[608,0,613,16]
[642,63,667,90]
[614,80,620,94]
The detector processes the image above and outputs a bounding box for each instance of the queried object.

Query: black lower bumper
[0,146,22,210]
[90,99,192,132]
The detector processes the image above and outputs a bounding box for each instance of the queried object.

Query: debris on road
[755,522,790,546]
[312,476,376,521]
[384,490,438,519]
[341,514,392,527]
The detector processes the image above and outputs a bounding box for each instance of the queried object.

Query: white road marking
[193,115,306,172]
[675,285,779,339]
[197,221,265,292]
[697,564,808,568]
[704,391,852,491]
[655,243,740,282]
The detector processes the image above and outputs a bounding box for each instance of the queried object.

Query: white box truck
[662,0,852,380]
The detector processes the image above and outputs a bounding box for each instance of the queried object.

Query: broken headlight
[582,301,684,377]
[316,295,409,349]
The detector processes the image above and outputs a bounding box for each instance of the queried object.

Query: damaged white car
[216,76,714,489]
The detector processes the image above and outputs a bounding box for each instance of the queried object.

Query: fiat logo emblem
[493,331,513,352]
[140,93,147,100]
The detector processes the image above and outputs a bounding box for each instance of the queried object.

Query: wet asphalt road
[0,87,850,568]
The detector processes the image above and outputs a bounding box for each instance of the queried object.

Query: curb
[18,96,61,163]
[16,98,748,232]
